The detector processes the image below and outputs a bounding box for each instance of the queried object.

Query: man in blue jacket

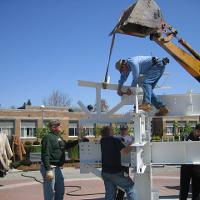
[115,56,169,116]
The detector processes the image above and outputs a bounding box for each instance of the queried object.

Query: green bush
[151,135,161,142]
[24,145,34,159]
[24,145,34,153]
[174,134,180,141]
[11,160,32,168]
[24,141,32,145]
[67,141,79,161]
[33,145,42,152]
[33,140,40,145]
[36,128,48,140]
[162,136,169,142]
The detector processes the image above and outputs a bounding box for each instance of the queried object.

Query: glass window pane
[69,128,75,136]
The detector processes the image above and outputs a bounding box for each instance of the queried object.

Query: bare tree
[43,89,72,107]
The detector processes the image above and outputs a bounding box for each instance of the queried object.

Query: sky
[0,0,199,109]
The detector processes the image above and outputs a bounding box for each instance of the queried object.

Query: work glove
[45,170,54,181]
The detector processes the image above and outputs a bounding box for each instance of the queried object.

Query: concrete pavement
[0,165,191,200]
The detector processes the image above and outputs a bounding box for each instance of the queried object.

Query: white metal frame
[78,80,200,200]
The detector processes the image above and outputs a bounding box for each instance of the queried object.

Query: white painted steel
[134,165,152,200]
[78,80,200,200]
[159,93,200,116]
[152,141,200,164]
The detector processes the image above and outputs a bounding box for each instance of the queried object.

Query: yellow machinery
[111,0,200,82]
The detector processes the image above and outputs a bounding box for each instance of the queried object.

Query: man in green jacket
[40,119,82,200]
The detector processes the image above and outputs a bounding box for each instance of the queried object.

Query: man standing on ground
[115,56,170,116]
[100,126,135,200]
[115,124,134,200]
[40,120,81,200]
[179,123,200,200]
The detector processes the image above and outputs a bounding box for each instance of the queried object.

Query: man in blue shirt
[115,56,170,116]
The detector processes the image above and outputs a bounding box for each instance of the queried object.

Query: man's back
[128,56,153,72]
[101,136,125,173]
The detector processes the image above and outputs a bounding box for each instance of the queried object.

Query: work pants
[102,171,134,200]
[40,165,64,200]
[179,165,192,200]
[142,64,165,109]
[192,166,200,200]
[116,167,129,200]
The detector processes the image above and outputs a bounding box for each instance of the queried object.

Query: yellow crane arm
[112,0,200,82]
[150,23,200,82]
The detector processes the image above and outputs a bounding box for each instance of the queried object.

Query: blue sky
[0,0,199,109]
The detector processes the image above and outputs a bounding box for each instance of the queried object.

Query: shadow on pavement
[165,185,180,190]
[160,195,179,199]
[82,199,104,200]
[160,194,192,199]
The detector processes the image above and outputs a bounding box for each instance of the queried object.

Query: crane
[110,0,200,83]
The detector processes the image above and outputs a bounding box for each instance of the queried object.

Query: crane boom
[112,0,200,82]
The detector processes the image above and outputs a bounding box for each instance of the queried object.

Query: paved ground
[0,165,191,200]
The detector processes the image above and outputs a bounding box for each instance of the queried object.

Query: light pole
[40,105,45,128]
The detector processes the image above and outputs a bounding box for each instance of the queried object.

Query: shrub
[24,145,34,159]
[151,135,161,142]
[174,134,180,141]
[24,141,32,145]
[36,128,48,140]
[33,141,40,145]
[24,145,34,152]
[162,136,169,142]
[67,140,79,161]
[34,145,41,152]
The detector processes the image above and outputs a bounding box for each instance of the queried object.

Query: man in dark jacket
[179,123,200,200]
[40,119,80,200]
[100,126,134,200]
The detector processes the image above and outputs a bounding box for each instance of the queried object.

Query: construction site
[0,0,200,200]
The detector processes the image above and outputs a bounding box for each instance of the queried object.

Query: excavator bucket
[111,0,163,37]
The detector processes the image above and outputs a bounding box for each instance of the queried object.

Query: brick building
[152,116,200,137]
[0,104,199,142]
[0,105,86,142]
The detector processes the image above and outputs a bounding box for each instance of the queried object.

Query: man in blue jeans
[115,56,170,116]
[100,126,134,200]
[40,120,88,200]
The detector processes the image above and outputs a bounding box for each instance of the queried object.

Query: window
[21,121,37,138]
[69,121,78,137]
[189,121,197,129]
[177,121,187,134]
[165,121,174,135]
[0,120,14,139]
[84,125,94,136]
[81,124,96,137]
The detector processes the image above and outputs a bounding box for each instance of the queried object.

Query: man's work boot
[139,103,152,112]
[155,106,169,116]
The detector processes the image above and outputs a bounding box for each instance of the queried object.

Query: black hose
[21,172,43,184]
[21,171,105,197]
[66,185,104,196]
